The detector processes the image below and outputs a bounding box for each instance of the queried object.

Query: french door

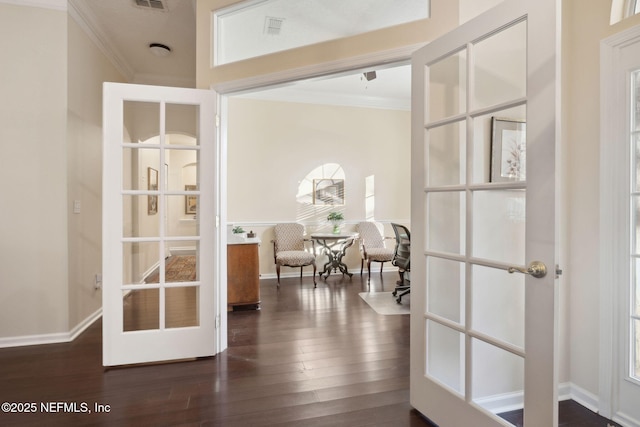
[102,83,220,366]
[410,1,559,426]
[601,27,640,427]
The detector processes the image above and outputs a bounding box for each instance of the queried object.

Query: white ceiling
[69,0,411,109]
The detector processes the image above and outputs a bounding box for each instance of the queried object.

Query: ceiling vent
[264,17,284,35]
[134,0,167,11]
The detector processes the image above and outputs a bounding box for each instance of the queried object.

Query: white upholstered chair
[356,221,395,281]
[272,223,317,287]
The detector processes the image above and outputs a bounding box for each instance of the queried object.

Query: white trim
[614,411,640,427]
[213,44,422,95]
[0,0,66,11]
[600,24,640,421]
[0,309,102,349]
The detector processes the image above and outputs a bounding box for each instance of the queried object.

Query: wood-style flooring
[0,272,621,426]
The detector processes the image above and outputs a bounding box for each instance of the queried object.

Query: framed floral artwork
[490,117,526,182]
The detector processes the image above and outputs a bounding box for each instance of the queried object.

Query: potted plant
[327,211,344,234]
[232,225,246,240]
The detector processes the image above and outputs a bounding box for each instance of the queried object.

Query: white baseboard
[566,381,599,413]
[462,382,592,416]
[0,308,102,349]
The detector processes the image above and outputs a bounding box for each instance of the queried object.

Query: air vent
[264,17,284,35]
[134,0,166,11]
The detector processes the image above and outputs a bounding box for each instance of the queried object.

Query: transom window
[214,0,430,66]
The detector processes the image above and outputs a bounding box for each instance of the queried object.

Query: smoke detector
[149,43,171,57]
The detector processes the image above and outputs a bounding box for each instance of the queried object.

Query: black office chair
[391,223,411,303]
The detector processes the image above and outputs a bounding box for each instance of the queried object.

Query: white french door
[102,83,220,366]
[410,1,559,426]
[601,27,640,427]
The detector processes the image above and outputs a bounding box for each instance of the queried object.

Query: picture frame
[490,117,526,182]
[313,179,344,205]
[185,185,197,215]
[147,167,158,215]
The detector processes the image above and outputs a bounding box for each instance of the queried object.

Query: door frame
[600,23,640,427]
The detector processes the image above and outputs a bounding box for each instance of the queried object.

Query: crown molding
[67,0,135,81]
[0,0,66,11]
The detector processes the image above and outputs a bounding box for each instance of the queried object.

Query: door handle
[507,261,547,278]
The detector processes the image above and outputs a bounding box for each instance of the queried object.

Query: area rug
[359,292,410,315]
[145,255,196,283]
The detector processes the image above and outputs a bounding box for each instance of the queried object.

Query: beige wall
[67,15,125,332]
[0,2,125,341]
[227,97,410,275]
[0,4,69,337]
[563,0,640,400]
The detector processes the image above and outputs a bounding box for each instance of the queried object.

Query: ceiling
[69,0,411,109]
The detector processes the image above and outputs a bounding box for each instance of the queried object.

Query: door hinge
[215,314,221,329]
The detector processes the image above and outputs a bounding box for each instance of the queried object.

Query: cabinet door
[227,244,260,306]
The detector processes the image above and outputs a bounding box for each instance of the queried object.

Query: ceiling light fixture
[149,43,171,57]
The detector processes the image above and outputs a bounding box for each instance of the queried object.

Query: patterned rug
[145,255,196,283]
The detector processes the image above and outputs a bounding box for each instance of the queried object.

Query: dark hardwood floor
[0,272,622,426]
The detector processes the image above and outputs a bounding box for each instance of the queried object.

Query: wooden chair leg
[380,261,384,275]
[367,259,372,281]
[360,259,364,275]
[276,264,281,287]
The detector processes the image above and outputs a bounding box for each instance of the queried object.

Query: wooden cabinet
[227,242,260,310]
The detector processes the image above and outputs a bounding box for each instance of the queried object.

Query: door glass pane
[428,257,465,324]
[633,318,640,379]
[472,338,523,425]
[427,320,465,395]
[429,49,467,122]
[472,20,526,110]
[122,148,161,191]
[472,106,527,184]
[633,197,640,254]
[633,71,640,131]
[123,241,161,285]
[164,243,198,283]
[427,121,466,187]
[472,265,524,348]
[166,286,199,329]
[427,191,465,255]
[473,190,525,265]
[166,104,199,146]
[634,134,640,191]
[167,195,199,236]
[123,195,161,238]
[123,288,159,332]
[123,101,159,144]
[166,149,198,192]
